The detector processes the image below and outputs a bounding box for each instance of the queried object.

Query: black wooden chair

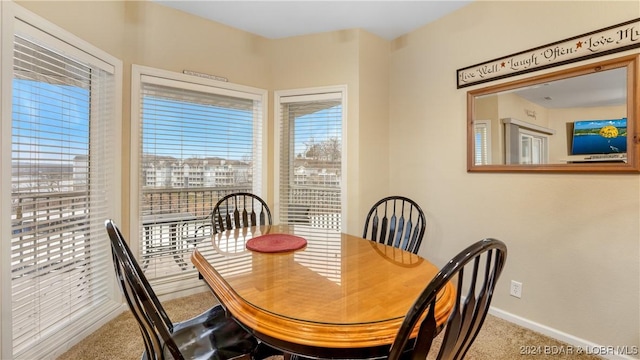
[211,192,272,234]
[362,196,426,254]
[387,238,507,360]
[190,192,272,244]
[106,219,260,360]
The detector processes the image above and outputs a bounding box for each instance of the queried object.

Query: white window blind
[474,120,491,165]
[135,71,265,282]
[10,28,117,358]
[277,91,343,230]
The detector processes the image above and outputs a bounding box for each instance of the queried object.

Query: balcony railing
[11,190,91,281]
[141,185,252,218]
[12,185,341,279]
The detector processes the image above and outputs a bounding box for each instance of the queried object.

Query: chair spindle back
[363,196,426,254]
[388,238,507,360]
[211,192,272,234]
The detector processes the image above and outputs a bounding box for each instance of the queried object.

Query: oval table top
[191,224,455,358]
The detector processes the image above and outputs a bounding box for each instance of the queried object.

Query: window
[474,120,492,165]
[275,87,346,230]
[503,118,552,165]
[131,66,267,290]
[519,130,547,164]
[3,4,121,358]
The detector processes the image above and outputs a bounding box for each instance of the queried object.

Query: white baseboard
[489,307,639,360]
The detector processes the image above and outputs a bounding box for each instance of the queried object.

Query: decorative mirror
[467,54,639,173]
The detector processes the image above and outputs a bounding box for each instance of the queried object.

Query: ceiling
[153,1,472,40]
[513,67,627,109]
[153,0,624,110]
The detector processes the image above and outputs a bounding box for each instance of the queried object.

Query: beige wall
[355,32,391,231]
[268,29,391,231]
[15,1,127,59]
[271,30,354,231]
[498,92,550,128]
[389,0,639,350]
[16,0,640,352]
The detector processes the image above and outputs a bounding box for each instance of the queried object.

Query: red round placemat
[246,234,307,253]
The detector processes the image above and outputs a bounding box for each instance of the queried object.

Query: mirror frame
[467,54,639,173]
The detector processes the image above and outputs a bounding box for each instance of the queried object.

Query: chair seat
[166,305,257,360]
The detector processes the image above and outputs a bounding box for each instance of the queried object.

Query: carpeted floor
[56,291,602,360]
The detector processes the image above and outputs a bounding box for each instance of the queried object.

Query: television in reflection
[571,118,627,156]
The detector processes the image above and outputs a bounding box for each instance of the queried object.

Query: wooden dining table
[191,224,455,359]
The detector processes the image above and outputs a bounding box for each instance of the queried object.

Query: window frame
[503,117,554,165]
[519,129,549,164]
[273,85,347,228]
[130,65,268,295]
[474,120,492,165]
[1,3,122,358]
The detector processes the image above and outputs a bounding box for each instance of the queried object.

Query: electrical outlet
[510,280,522,298]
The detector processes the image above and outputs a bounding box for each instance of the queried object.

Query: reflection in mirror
[467,54,639,172]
